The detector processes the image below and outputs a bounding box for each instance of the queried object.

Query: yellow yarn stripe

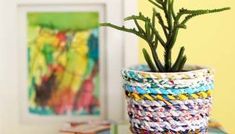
[126,90,211,101]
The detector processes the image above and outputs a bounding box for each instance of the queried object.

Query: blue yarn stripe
[123,84,214,95]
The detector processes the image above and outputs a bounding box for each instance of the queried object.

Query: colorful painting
[27,12,100,116]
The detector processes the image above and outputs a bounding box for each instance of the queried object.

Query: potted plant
[101,0,230,133]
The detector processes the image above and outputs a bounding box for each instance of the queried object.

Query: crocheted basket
[121,65,214,134]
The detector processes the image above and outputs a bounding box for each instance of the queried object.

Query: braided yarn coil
[130,126,207,134]
[122,65,214,134]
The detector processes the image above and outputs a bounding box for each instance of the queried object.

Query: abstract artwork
[27,12,100,116]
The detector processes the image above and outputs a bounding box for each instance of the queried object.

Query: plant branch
[150,46,164,71]
[100,23,148,43]
[172,46,185,71]
[125,14,166,46]
[154,9,168,38]
[180,7,231,25]
[178,56,187,71]
[142,48,158,72]
[148,0,163,9]
[133,19,145,36]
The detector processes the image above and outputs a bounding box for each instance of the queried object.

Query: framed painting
[19,4,106,122]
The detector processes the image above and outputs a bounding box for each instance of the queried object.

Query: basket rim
[121,64,214,75]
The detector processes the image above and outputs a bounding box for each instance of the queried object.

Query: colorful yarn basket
[122,64,214,134]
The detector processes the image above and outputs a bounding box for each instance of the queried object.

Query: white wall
[0,0,138,133]
[0,0,4,132]
[0,0,60,133]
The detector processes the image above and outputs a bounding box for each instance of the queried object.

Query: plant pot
[122,65,214,134]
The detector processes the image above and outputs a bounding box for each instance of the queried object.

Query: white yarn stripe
[124,76,214,89]
[128,106,210,118]
[122,66,214,81]
[130,116,208,132]
[126,97,212,107]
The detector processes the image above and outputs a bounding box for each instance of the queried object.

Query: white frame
[19,4,107,123]
[17,0,138,122]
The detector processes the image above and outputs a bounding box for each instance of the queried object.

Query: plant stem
[150,46,164,71]
[164,49,171,71]
[142,48,158,72]
[172,46,185,71]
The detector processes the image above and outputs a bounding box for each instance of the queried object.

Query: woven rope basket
[122,65,214,134]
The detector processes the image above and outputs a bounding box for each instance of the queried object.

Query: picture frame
[19,3,107,123]
[16,0,138,123]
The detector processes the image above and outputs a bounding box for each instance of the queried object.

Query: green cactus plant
[100,0,230,72]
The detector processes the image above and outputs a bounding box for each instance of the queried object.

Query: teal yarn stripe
[123,84,214,95]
